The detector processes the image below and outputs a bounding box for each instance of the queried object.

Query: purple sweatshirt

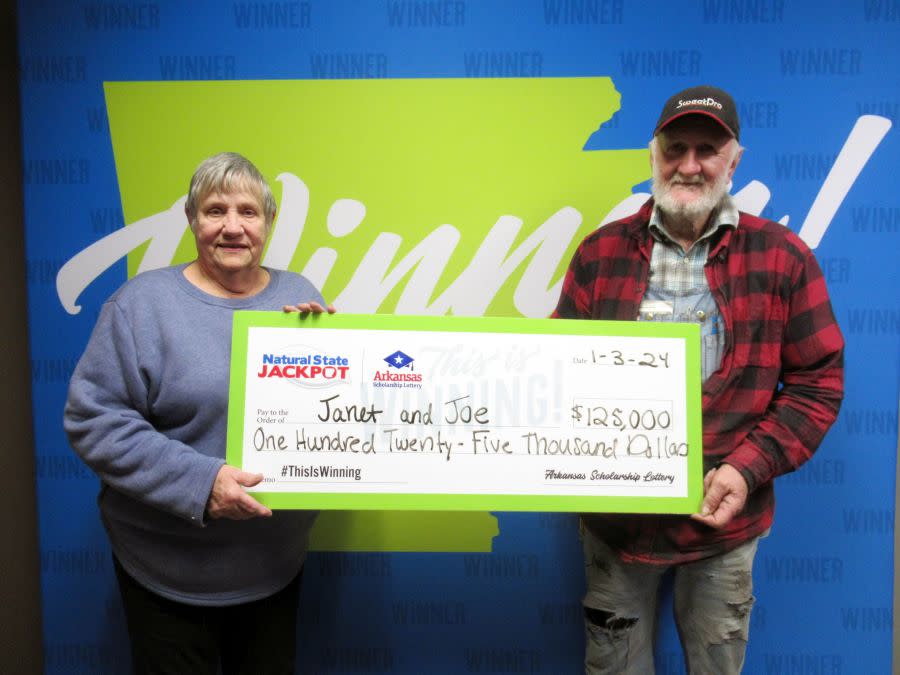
[65,264,322,605]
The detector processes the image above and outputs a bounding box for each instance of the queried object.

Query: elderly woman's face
[193,188,269,277]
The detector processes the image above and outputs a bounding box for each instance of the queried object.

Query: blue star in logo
[384,350,414,369]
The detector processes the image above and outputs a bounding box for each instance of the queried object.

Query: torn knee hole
[727,598,754,618]
[584,607,638,631]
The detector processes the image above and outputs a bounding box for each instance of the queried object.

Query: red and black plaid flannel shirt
[554,199,844,565]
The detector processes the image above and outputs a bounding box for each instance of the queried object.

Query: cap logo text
[676,97,723,110]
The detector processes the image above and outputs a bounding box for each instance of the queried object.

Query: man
[553,85,844,674]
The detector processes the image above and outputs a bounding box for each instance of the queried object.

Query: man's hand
[206,465,273,520]
[690,463,749,529]
[282,300,336,314]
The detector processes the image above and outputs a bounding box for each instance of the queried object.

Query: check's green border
[227,313,703,514]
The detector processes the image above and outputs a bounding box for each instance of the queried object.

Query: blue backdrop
[19,1,899,673]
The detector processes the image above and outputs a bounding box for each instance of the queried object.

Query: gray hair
[185,152,277,228]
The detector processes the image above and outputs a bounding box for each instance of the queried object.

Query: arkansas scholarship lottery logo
[373,350,423,389]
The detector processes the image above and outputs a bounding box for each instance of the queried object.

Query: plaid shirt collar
[649,194,739,250]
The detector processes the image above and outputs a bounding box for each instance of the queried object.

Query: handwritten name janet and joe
[250,394,688,463]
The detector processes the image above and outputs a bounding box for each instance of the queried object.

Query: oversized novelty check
[226,313,703,513]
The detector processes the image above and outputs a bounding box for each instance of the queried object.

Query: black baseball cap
[654,85,740,140]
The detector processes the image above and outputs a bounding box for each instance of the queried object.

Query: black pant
[113,557,303,675]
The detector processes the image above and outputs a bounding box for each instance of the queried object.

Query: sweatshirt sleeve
[64,300,224,525]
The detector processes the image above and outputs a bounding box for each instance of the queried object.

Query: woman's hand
[206,465,273,520]
[282,301,336,314]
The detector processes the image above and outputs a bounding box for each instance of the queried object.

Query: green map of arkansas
[104,77,649,552]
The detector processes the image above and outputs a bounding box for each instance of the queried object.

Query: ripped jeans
[582,528,761,674]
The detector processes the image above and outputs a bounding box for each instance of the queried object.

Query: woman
[65,152,332,674]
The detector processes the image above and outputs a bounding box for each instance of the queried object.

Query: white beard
[651,164,731,222]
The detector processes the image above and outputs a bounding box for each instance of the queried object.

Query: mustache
[668,174,705,185]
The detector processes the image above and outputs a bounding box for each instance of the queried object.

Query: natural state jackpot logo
[257,351,350,385]
[374,350,423,388]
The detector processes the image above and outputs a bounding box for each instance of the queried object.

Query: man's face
[651,115,742,220]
